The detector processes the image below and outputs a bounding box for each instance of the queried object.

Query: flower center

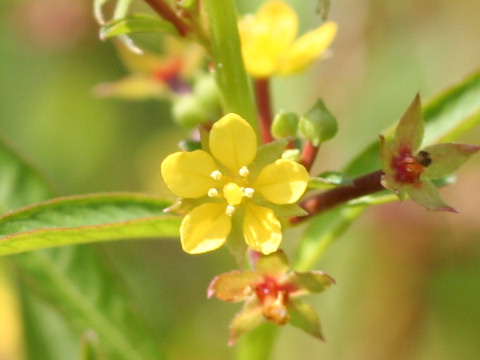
[223,183,244,206]
[392,148,431,184]
[208,167,255,215]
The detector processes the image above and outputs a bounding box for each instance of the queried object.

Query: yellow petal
[181,203,231,254]
[278,22,337,75]
[243,202,282,254]
[239,1,298,77]
[209,114,257,172]
[254,159,309,204]
[161,150,218,198]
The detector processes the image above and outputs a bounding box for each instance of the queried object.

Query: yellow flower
[238,1,337,78]
[161,113,309,255]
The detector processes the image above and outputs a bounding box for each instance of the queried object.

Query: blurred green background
[1,0,480,359]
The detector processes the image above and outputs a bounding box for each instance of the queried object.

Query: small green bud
[172,94,208,128]
[271,111,299,139]
[193,74,221,116]
[298,99,337,146]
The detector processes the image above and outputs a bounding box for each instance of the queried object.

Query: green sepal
[298,99,337,146]
[207,270,262,302]
[282,270,335,296]
[406,180,457,212]
[308,171,353,190]
[178,139,202,152]
[287,298,323,340]
[226,209,248,266]
[249,139,289,177]
[255,250,290,277]
[392,94,424,152]
[268,203,308,218]
[422,143,480,179]
[229,298,264,345]
[271,111,299,139]
[99,14,179,41]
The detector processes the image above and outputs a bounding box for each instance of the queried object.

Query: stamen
[225,205,236,216]
[207,188,219,198]
[239,166,249,177]
[210,170,222,181]
[244,187,254,198]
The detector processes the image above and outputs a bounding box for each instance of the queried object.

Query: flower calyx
[380,94,480,211]
[207,250,335,345]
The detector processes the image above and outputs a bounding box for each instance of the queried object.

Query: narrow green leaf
[0,140,170,359]
[293,205,367,271]
[0,193,180,256]
[345,69,480,177]
[94,0,133,24]
[100,14,178,40]
[0,136,57,214]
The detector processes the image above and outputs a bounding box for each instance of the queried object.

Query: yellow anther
[239,166,250,177]
[225,205,236,216]
[207,188,219,198]
[210,170,223,181]
[244,187,254,198]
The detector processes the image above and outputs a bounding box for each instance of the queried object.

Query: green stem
[254,78,274,143]
[236,324,279,360]
[204,0,258,134]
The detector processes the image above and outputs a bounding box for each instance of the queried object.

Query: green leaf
[309,171,353,190]
[80,331,104,360]
[345,69,480,177]
[99,14,179,40]
[293,205,367,271]
[0,136,57,214]
[0,140,170,360]
[0,193,180,256]
[94,0,133,24]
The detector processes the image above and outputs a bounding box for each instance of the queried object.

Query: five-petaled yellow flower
[161,113,309,255]
[239,1,337,78]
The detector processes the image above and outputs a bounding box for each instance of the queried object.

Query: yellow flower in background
[94,37,204,99]
[239,1,337,78]
[161,113,309,255]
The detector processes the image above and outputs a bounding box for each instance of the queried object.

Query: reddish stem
[300,141,319,171]
[143,0,191,36]
[254,78,275,144]
[291,170,385,224]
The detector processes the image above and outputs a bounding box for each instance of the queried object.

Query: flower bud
[172,94,208,128]
[272,111,299,139]
[298,99,337,145]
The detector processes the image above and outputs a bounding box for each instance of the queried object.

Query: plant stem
[143,0,191,36]
[204,0,258,133]
[291,170,385,223]
[300,140,319,171]
[254,78,274,143]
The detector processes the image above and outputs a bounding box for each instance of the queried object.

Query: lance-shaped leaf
[100,14,179,40]
[0,193,181,257]
[0,138,173,359]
